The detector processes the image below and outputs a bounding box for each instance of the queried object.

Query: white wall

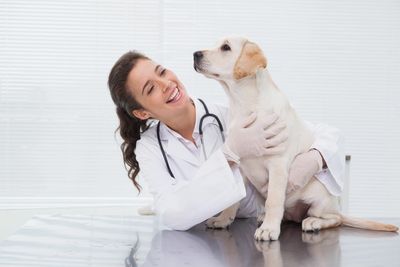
[1,0,399,217]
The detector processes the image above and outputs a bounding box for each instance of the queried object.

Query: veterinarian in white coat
[108,51,345,231]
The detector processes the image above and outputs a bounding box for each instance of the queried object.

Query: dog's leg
[302,214,342,232]
[257,210,265,226]
[255,160,288,241]
[299,177,342,232]
[206,202,240,229]
[256,190,266,226]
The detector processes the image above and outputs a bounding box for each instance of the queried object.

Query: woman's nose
[156,78,172,93]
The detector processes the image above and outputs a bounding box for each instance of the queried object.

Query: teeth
[168,87,179,102]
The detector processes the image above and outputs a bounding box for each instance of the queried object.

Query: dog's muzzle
[193,51,203,62]
[193,51,203,71]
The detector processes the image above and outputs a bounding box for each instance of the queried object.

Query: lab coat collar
[157,98,207,166]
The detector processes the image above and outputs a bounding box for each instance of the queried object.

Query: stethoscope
[156,99,225,178]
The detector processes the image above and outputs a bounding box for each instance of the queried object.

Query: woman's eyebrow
[141,65,162,95]
[155,64,161,73]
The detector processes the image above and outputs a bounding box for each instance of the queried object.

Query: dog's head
[193,36,267,82]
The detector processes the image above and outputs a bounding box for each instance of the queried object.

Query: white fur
[195,36,398,240]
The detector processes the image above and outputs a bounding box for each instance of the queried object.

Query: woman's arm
[308,122,345,196]
[287,121,345,196]
[136,141,246,231]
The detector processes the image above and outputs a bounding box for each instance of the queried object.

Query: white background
[0,0,399,217]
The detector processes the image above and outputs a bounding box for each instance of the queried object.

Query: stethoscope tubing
[156,99,224,178]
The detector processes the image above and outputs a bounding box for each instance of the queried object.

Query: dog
[193,36,399,241]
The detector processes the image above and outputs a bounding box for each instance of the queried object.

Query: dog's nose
[193,51,203,61]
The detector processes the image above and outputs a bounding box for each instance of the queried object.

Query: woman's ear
[132,109,152,120]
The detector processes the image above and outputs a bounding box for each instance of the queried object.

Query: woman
[107,51,345,230]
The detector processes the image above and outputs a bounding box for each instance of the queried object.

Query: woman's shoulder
[136,122,159,149]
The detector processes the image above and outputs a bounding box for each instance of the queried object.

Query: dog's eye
[221,44,231,51]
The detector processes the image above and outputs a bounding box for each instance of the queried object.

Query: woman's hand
[222,112,288,163]
[286,149,325,194]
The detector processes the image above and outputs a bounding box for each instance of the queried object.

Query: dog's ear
[233,41,267,80]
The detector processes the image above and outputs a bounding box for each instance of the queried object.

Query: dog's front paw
[254,222,281,241]
[206,216,234,229]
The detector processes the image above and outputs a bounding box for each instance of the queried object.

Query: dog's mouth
[193,61,206,73]
[193,63,220,78]
[193,63,202,73]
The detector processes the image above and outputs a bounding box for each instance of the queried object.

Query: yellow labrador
[193,36,398,241]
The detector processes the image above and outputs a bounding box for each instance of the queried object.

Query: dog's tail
[340,215,398,232]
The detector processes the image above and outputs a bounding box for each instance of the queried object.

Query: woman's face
[127,59,191,121]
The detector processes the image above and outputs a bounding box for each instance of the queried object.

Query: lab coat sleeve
[305,121,346,196]
[136,141,247,231]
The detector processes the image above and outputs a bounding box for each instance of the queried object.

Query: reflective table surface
[0,215,399,267]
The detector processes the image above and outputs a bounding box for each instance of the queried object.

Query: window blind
[1,0,399,216]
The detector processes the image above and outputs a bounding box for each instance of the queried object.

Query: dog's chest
[236,110,314,198]
[240,157,272,197]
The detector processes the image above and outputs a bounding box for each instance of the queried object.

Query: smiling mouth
[166,87,182,104]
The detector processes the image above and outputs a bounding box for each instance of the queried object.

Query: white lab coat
[136,99,345,231]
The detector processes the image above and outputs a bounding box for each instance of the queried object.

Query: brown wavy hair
[108,51,150,193]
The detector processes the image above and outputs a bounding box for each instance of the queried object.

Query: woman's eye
[221,44,231,51]
[160,69,166,76]
[147,86,154,95]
